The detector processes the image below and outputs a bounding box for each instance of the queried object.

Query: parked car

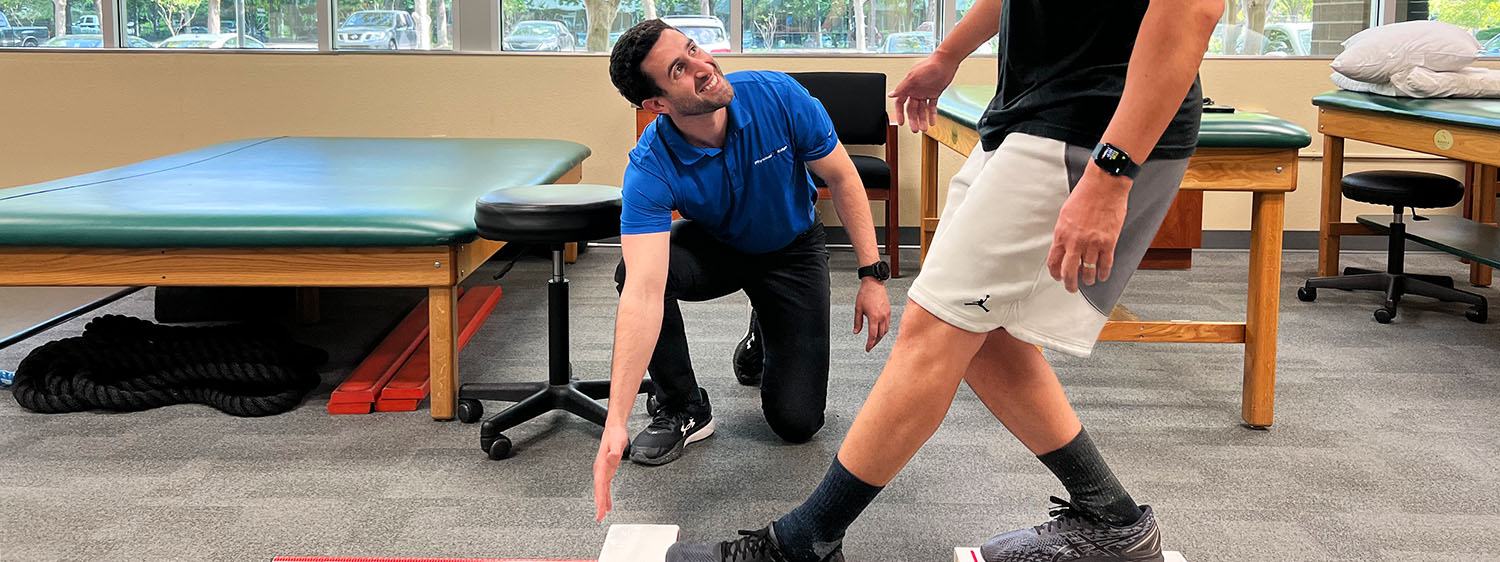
[881,31,934,54]
[661,14,729,53]
[71,14,99,34]
[1483,34,1500,56]
[336,10,418,50]
[503,20,575,51]
[43,34,154,48]
[0,11,51,47]
[158,33,268,49]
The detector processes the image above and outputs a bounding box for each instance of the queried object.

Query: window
[1,1,79,48]
[1207,0,1498,57]
[953,0,997,55]
[8,0,1493,54]
[1206,0,1326,56]
[138,0,315,49]
[335,0,453,51]
[742,0,936,53]
[1400,0,1500,55]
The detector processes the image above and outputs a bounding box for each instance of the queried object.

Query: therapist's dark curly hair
[610,19,671,108]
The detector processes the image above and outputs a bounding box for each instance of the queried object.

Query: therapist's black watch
[1091,142,1141,180]
[858,261,891,282]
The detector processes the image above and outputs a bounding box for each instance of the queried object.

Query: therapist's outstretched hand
[889,54,960,132]
[854,279,891,352]
[592,423,630,521]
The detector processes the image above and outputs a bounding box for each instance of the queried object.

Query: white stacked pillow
[1329,20,1497,98]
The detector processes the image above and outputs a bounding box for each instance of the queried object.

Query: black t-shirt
[977,0,1202,160]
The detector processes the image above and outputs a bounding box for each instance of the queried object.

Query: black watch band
[858,261,891,282]
[1091,142,1141,179]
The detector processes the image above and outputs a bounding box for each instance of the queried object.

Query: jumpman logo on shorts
[964,295,991,312]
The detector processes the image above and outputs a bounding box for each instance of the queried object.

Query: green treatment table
[1313,90,1500,288]
[921,85,1311,428]
[0,137,591,420]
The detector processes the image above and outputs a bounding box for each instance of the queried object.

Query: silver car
[336,10,419,50]
[503,20,576,52]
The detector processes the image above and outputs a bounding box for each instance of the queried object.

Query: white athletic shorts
[908,133,1192,357]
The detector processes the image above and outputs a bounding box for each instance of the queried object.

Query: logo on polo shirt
[753,145,790,165]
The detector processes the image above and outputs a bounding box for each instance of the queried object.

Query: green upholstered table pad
[0,137,590,248]
[937,85,1312,149]
[1313,90,1500,132]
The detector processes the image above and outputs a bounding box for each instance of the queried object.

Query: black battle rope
[11,315,327,417]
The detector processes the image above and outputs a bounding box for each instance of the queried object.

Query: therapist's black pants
[615,219,831,443]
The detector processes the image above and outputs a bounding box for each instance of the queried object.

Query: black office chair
[457,184,654,460]
[1298,170,1487,324]
[787,71,902,277]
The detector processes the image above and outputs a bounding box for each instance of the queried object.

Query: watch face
[1094,144,1132,175]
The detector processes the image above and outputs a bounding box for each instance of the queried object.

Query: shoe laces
[1035,496,1099,534]
[720,527,786,562]
[645,407,689,433]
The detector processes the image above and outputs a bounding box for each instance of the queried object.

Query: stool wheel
[456,399,483,424]
[1297,287,1316,302]
[1467,306,1487,324]
[1374,306,1396,324]
[486,435,513,460]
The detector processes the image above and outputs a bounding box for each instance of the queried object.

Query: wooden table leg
[295,287,320,324]
[1471,164,1495,287]
[428,285,459,420]
[1243,191,1284,428]
[920,134,939,265]
[1318,135,1345,278]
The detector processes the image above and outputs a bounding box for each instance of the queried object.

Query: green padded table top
[1313,90,1500,132]
[0,137,591,248]
[937,85,1312,149]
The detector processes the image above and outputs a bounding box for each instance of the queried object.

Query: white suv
[661,15,730,53]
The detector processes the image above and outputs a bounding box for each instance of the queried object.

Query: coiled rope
[11,315,325,417]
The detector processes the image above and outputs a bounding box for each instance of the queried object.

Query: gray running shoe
[980,497,1163,562]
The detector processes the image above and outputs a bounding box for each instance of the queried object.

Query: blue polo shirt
[621,70,839,254]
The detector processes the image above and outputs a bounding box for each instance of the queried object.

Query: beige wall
[1,51,1494,233]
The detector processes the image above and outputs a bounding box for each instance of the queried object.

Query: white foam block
[599,524,681,562]
[954,547,1187,561]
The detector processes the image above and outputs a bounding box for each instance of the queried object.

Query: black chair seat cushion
[474,184,622,242]
[810,155,891,191]
[1342,170,1464,209]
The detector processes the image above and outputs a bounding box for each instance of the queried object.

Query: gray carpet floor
[3,246,1499,562]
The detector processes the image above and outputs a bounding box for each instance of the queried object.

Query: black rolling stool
[457,184,654,460]
[1299,170,1488,324]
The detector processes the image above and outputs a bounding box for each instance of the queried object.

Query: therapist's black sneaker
[666,523,844,562]
[732,311,763,387]
[980,497,1163,562]
[629,390,714,466]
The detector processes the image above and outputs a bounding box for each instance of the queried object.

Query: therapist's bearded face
[645,29,734,116]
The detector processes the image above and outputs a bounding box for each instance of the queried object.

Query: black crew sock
[1036,427,1143,526]
[772,457,883,561]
